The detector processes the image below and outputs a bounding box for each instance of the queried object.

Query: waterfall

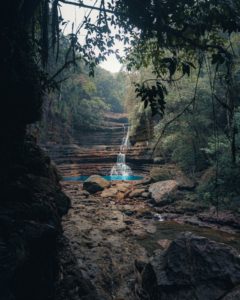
[110,125,132,179]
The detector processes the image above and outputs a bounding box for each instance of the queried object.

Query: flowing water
[62,124,145,181]
[63,175,143,181]
[110,124,133,179]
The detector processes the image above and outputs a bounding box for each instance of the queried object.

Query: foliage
[41,64,126,140]
[94,68,125,112]
[114,0,240,116]
[3,0,240,202]
[125,50,240,207]
[135,81,167,116]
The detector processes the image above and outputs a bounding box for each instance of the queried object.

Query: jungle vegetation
[125,34,240,209]
[1,0,240,201]
[39,37,126,142]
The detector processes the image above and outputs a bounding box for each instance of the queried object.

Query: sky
[61,2,124,73]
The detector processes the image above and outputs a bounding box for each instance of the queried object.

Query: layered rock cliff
[43,112,154,177]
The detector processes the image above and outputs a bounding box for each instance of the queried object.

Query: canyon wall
[43,112,153,177]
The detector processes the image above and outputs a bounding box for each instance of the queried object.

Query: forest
[1,1,240,300]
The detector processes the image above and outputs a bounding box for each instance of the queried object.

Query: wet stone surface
[61,181,153,300]
[60,181,240,300]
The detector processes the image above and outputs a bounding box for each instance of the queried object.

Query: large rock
[135,232,240,300]
[150,165,195,190]
[101,188,118,198]
[129,188,146,198]
[149,180,178,206]
[0,137,71,300]
[222,288,240,300]
[83,175,110,194]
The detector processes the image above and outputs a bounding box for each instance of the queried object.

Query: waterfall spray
[110,125,132,179]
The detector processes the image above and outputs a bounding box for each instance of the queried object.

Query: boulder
[142,192,151,198]
[150,165,195,190]
[149,180,178,206]
[135,232,240,300]
[78,190,90,197]
[222,288,240,300]
[101,188,118,198]
[175,173,195,190]
[157,239,171,249]
[83,175,110,194]
[129,188,146,198]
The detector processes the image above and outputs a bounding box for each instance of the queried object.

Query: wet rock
[123,210,135,216]
[142,192,151,198]
[175,173,195,190]
[116,182,131,192]
[145,224,157,234]
[198,211,240,229]
[44,112,154,178]
[157,239,171,249]
[101,210,126,233]
[136,232,240,300]
[131,228,148,240]
[78,190,90,197]
[137,211,153,219]
[129,189,145,198]
[150,165,195,190]
[116,191,125,200]
[83,175,110,194]
[101,188,118,198]
[222,287,240,299]
[149,180,178,206]
[124,220,134,225]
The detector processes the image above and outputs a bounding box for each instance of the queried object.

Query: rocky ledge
[42,112,154,177]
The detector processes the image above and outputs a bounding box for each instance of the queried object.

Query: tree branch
[59,0,115,14]
[151,98,195,157]
[151,63,202,157]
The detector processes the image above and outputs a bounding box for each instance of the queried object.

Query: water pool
[63,175,144,181]
[137,221,240,255]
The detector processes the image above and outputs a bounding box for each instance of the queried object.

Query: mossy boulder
[150,165,195,190]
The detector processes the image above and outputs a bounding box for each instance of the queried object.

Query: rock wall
[43,112,154,177]
[0,136,100,300]
[135,232,240,300]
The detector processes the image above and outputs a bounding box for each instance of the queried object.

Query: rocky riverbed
[60,180,240,300]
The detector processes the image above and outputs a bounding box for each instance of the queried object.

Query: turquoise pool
[63,175,143,181]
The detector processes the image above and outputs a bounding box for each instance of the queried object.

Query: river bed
[61,181,240,299]
[137,221,240,255]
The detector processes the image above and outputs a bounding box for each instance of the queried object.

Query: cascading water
[110,125,132,179]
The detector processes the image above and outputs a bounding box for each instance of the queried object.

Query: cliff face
[0,136,67,299]
[0,136,101,300]
[43,112,153,177]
